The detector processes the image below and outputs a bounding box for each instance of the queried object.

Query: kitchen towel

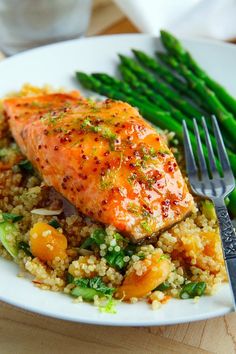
[115,0,236,39]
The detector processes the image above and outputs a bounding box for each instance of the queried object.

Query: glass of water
[0,0,92,55]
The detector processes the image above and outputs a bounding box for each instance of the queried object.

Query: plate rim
[0,33,234,325]
[0,292,232,327]
[1,32,236,69]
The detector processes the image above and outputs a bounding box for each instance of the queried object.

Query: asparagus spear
[132,49,206,111]
[92,73,151,105]
[93,70,236,175]
[160,30,236,116]
[79,71,236,175]
[119,55,235,151]
[76,71,236,216]
[76,72,180,132]
[131,51,234,152]
[78,71,190,138]
[132,49,188,92]
[132,49,235,151]
[157,52,236,145]
[93,71,189,124]
[119,54,203,120]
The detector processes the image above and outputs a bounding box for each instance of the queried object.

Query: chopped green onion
[0,222,18,258]
[99,296,117,314]
[70,276,115,301]
[73,276,114,296]
[71,286,101,301]
[66,273,74,284]
[18,241,32,257]
[2,213,23,223]
[137,252,145,260]
[80,228,106,249]
[91,229,106,245]
[180,282,206,299]
[124,243,137,257]
[114,232,127,242]
[48,219,61,229]
[80,237,95,249]
[105,250,126,270]
[155,281,171,291]
[18,160,34,172]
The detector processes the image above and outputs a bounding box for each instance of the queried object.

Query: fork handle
[214,202,236,309]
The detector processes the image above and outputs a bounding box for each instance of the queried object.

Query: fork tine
[193,118,208,178]
[211,115,232,173]
[201,116,219,176]
[182,120,198,176]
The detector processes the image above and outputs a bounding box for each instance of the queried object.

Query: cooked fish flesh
[4,93,194,241]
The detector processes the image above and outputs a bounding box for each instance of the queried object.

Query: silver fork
[183,115,236,309]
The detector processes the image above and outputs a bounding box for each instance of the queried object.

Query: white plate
[0,34,234,326]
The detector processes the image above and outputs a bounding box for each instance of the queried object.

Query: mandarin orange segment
[116,252,171,300]
[30,222,67,262]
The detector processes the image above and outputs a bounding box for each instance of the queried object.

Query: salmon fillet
[4,92,194,241]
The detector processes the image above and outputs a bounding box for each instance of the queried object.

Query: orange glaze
[4,93,194,241]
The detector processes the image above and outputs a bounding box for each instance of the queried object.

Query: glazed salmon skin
[4,93,194,241]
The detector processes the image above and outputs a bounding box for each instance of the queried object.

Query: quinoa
[0,85,227,310]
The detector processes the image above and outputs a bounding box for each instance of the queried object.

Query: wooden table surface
[1,13,236,354]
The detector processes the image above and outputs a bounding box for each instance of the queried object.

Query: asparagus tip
[118,53,125,60]
[160,29,169,38]
[155,51,164,59]
[91,72,103,78]
[131,48,139,55]
[76,71,87,79]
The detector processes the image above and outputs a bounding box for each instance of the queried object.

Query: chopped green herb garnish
[91,229,106,245]
[114,232,127,242]
[155,281,171,291]
[80,228,106,249]
[71,286,101,301]
[101,127,117,141]
[157,149,170,155]
[70,276,115,301]
[87,276,114,295]
[2,213,23,223]
[90,125,101,133]
[81,118,116,149]
[141,208,151,218]
[140,220,152,233]
[180,282,206,299]
[80,236,95,249]
[100,163,120,190]
[100,175,114,190]
[124,243,137,257]
[105,249,126,270]
[48,219,61,229]
[66,272,74,284]
[99,296,117,314]
[137,252,145,260]
[101,128,117,150]
[18,241,32,257]
[127,173,137,184]
[0,222,18,258]
[149,147,156,156]
[127,202,140,215]
[81,117,91,129]
[18,160,34,172]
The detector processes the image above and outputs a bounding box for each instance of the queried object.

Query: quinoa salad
[0,84,227,313]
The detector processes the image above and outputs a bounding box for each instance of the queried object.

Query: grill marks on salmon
[4,92,194,241]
